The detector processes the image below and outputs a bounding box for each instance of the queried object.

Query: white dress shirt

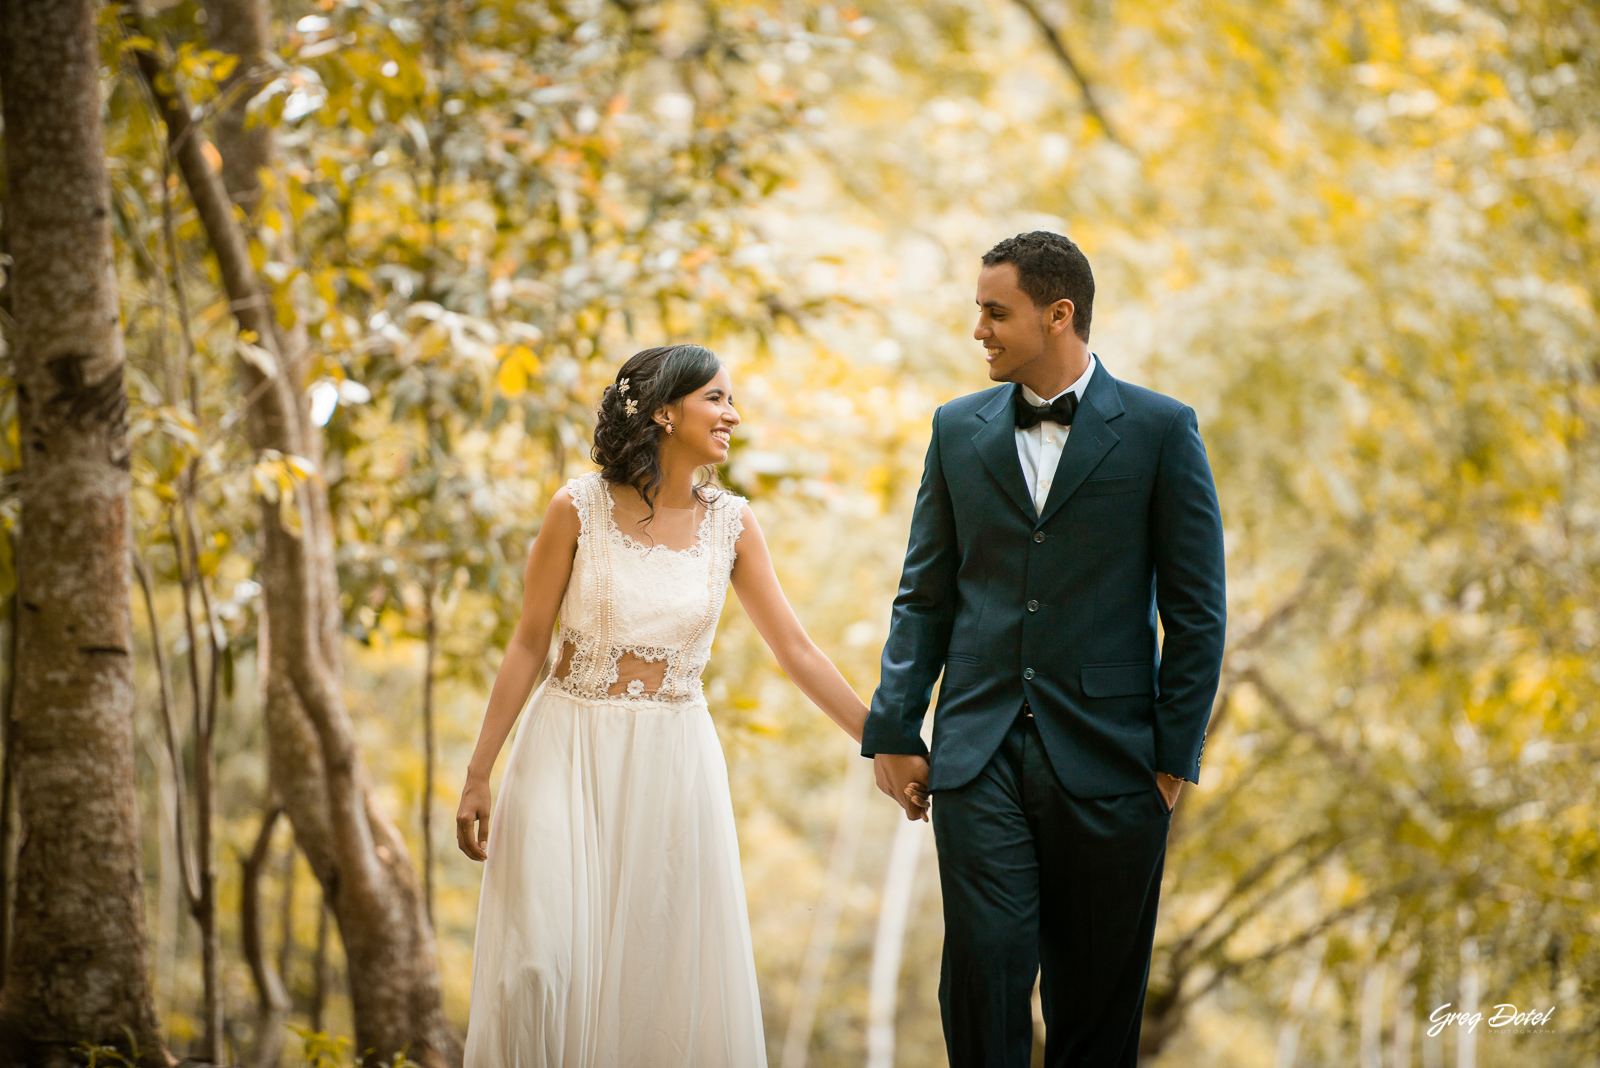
[1014,354,1097,515]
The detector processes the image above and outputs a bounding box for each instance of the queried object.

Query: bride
[456,344,894,1066]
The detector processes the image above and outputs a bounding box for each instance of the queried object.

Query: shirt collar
[1021,353,1097,407]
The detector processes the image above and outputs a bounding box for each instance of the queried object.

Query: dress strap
[718,493,747,563]
[565,471,601,542]
[571,473,616,696]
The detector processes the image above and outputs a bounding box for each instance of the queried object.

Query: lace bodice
[548,471,745,706]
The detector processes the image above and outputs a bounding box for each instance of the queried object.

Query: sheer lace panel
[553,640,669,697]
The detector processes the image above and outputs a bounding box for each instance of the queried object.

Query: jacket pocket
[1081,662,1155,697]
[942,653,981,691]
[1076,475,1141,498]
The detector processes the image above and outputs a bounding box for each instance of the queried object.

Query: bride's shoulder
[555,471,606,522]
[543,482,584,534]
[525,483,583,563]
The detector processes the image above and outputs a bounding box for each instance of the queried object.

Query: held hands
[874,753,931,822]
[457,776,492,861]
[1156,771,1184,812]
[904,781,930,820]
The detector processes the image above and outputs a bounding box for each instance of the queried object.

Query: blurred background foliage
[2,0,1596,1064]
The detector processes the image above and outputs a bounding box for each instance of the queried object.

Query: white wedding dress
[464,471,767,1068]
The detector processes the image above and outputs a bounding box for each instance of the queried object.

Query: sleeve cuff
[861,740,931,759]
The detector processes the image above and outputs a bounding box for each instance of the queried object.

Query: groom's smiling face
[974,262,1073,385]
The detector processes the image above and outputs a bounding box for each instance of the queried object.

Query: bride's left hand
[903,782,931,822]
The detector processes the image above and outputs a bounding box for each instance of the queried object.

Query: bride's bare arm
[729,504,868,743]
[456,488,580,861]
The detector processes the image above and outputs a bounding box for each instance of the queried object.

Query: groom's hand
[875,753,931,821]
[1156,772,1184,812]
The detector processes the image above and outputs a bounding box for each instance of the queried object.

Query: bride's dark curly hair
[592,344,724,524]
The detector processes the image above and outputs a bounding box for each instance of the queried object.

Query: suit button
[1023,668,1035,680]
[1032,532,1045,544]
[1027,600,1039,612]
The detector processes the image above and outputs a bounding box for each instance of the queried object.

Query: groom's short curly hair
[981,231,1094,341]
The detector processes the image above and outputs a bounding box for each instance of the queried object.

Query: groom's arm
[862,407,959,760]
[1150,405,1227,785]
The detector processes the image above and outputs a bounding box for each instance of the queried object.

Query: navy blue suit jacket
[861,360,1227,797]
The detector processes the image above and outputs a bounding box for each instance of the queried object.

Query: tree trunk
[127,7,460,1062]
[0,0,166,1062]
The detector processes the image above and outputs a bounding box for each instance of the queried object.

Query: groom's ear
[1046,297,1076,336]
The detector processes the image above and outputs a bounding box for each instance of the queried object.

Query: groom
[863,231,1226,1067]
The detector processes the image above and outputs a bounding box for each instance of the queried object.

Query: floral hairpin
[625,398,638,415]
[617,378,630,394]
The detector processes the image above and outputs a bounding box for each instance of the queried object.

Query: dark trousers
[932,709,1172,1068]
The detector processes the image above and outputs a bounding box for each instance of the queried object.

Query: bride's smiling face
[657,365,739,466]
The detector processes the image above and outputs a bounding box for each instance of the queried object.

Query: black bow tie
[1013,388,1079,430]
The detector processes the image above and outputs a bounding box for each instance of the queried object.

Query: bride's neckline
[600,480,713,556]
[604,484,700,513]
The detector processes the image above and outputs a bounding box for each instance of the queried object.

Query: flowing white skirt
[464,681,768,1068]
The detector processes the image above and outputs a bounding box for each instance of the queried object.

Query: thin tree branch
[1181,836,1348,975]
[311,895,330,1033]
[161,153,201,419]
[1239,667,1447,841]
[1011,0,1124,147]
[180,478,221,738]
[1226,550,1332,657]
[168,511,206,768]
[275,832,296,987]
[132,551,201,909]
[241,805,291,1068]
[164,502,223,1058]
[1166,828,1335,972]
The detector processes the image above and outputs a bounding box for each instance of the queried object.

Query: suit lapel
[1035,360,1125,527]
[970,385,1036,519]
